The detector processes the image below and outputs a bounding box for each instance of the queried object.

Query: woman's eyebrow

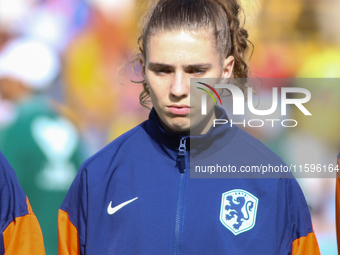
[148,63,213,69]
[148,62,173,69]
[183,63,212,69]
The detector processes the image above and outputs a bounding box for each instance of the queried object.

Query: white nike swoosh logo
[107,197,138,215]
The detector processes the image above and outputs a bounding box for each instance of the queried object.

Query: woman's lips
[167,105,191,115]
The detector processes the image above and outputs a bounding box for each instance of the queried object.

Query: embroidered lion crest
[220,189,258,235]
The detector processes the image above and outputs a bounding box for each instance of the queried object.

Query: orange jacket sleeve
[2,198,46,255]
[58,209,81,255]
[58,165,87,255]
[292,231,320,255]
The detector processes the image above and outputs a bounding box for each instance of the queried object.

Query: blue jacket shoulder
[232,127,286,165]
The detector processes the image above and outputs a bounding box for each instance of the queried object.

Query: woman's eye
[154,69,170,75]
[191,69,206,75]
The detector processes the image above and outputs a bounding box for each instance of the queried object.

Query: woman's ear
[222,55,234,79]
[139,54,146,78]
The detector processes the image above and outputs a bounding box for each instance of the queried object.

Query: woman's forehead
[147,28,214,46]
[145,30,220,64]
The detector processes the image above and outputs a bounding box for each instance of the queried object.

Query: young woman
[59,0,320,254]
[337,150,340,252]
[0,151,45,255]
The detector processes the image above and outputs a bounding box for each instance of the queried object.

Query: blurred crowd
[0,0,339,254]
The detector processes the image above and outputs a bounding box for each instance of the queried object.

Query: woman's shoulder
[231,126,286,165]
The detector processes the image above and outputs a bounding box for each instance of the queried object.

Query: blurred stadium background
[0,0,339,254]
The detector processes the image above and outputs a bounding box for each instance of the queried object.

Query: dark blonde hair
[133,0,252,108]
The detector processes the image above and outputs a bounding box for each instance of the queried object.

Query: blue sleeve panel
[0,151,28,228]
[0,151,29,255]
[0,233,4,255]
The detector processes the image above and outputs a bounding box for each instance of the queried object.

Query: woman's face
[141,30,234,135]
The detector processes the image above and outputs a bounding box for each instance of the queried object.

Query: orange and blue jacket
[0,151,45,255]
[59,106,320,255]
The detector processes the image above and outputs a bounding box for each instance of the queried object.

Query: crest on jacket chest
[219,189,259,235]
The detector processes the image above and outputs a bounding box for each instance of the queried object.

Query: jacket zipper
[173,137,187,255]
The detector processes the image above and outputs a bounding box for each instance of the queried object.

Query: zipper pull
[177,137,187,173]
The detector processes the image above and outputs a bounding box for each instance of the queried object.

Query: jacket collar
[144,106,238,160]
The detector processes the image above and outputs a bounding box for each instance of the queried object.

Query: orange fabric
[292,232,320,255]
[26,196,33,214]
[336,158,340,255]
[3,197,45,255]
[58,209,80,255]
